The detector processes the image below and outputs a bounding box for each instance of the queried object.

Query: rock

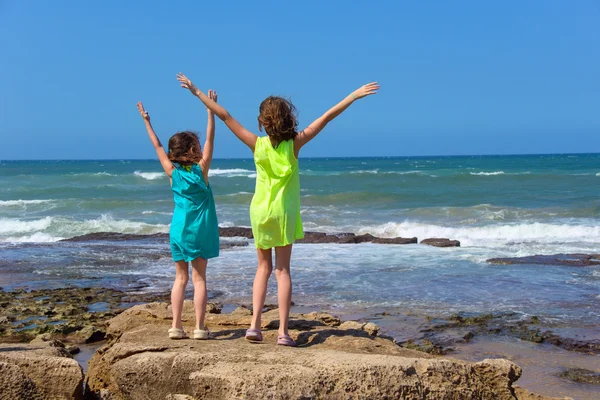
[206,303,221,314]
[230,305,252,316]
[513,386,573,399]
[373,237,418,244]
[85,302,535,400]
[0,342,84,400]
[63,229,420,246]
[488,253,600,267]
[363,322,380,336]
[61,232,169,242]
[339,321,365,330]
[219,226,254,238]
[0,361,45,400]
[421,238,461,247]
[0,316,10,325]
[559,367,600,384]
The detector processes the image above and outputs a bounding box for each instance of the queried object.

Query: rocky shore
[1,286,596,398]
[61,228,460,247]
[82,302,559,400]
[487,253,600,267]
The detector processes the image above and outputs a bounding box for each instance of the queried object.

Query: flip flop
[168,327,188,340]
[277,334,296,347]
[245,328,263,342]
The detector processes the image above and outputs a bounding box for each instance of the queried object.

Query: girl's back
[170,164,219,262]
[250,137,303,249]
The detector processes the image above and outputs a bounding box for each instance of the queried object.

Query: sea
[1,154,599,397]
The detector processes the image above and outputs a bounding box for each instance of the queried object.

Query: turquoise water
[0,155,599,326]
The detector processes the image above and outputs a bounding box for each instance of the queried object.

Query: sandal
[245,328,263,342]
[193,329,210,340]
[168,327,188,340]
[277,334,297,347]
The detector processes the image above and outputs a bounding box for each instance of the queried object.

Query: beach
[1,155,599,399]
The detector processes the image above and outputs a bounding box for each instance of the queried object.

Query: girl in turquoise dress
[136,92,219,340]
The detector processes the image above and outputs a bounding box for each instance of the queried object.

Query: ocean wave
[134,171,165,180]
[597,173,600,176]
[470,171,505,176]
[0,215,169,242]
[358,221,600,247]
[350,169,379,174]
[0,217,53,234]
[0,199,53,207]
[209,168,255,177]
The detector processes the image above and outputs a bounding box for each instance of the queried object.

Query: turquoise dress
[170,164,219,262]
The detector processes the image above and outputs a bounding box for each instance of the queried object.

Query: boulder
[0,342,84,400]
[86,303,535,399]
[421,238,461,247]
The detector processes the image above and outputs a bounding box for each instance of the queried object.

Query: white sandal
[168,327,188,339]
[193,329,210,340]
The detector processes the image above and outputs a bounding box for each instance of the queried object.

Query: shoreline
[1,286,598,398]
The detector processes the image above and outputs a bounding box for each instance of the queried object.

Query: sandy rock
[230,305,252,316]
[363,322,380,336]
[0,361,45,400]
[514,386,573,400]
[0,342,84,400]
[86,303,533,399]
[339,321,365,330]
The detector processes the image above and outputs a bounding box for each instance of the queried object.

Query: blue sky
[0,1,599,159]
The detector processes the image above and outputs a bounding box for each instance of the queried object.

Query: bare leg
[250,248,273,330]
[191,257,208,331]
[171,261,189,329]
[274,245,293,336]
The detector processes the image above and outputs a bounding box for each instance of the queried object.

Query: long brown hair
[257,96,298,148]
[168,131,202,166]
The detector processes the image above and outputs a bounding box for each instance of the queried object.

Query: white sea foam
[0,199,53,207]
[0,217,53,234]
[209,168,255,177]
[470,171,505,176]
[358,221,600,248]
[350,169,379,174]
[134,171,165,180]
[596,173,600,176]
[2,232,63,243]
[0,215,169,242]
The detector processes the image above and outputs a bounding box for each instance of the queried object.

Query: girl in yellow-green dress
[177,72,379,346]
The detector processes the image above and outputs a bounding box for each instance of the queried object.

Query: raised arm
[294,82,380,155]
[177,73,258,152]
[199,90,217,177]
[136,102,175,177]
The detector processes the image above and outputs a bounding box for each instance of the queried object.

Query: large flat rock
[84,302,557,400]
[0,341,84,400]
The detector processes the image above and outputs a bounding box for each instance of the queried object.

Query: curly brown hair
[257,96,298,147]
[167,131,202,166]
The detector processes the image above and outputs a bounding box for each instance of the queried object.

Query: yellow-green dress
[250,136,304,249]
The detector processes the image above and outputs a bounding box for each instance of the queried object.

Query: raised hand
[206,89,218,112]
[176,72,199,96]
[351,82,380,100]
[137,101,150,121]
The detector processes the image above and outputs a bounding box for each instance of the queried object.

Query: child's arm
[199,90,217,178]
[136,102,175,177]
[177,73,258,152]
[294,82,379,155]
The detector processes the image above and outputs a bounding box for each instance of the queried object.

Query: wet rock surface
[488,253,600,267]
[559,368,600,385]
[63,228,434,245]
[421,238,461,247]
[84,302,545,400]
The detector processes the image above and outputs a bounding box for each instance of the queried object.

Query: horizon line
[2,151,600,162]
